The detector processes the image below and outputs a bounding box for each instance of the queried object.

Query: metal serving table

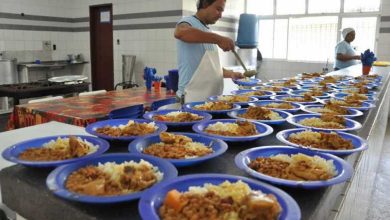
[0,65,389,220]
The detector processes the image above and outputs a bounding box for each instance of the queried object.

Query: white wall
[377,0,390,61]
[0,0,245,87]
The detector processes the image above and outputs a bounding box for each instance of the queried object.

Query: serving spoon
[232,49,257,78]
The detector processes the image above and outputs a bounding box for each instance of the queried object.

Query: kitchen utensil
[231,50,257,77]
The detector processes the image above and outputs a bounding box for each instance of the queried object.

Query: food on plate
[242,90,266,96]
[298,114,346,129]
[264,102,294,109]
[287,130,353,150]
[325,99,363,108]
[344,93,369,101]
[239,106,282,120]
[282,94,314,102]
[205,120,258,136]
[66,159,162,196]
[193,101,234,111]
[307,102,348,115]
[249,153,336,181]
[319,76,337,85]
[217,95,251,103]
[159,180,282,220]
[301,72,322,79]
[18,136,97,161]
[152,111,204,122]
[143,132,213,159]
[95,120,157,137]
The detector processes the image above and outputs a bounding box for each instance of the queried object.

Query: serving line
[0,64,389,220]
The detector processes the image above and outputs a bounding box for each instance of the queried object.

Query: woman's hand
[223,68,243,79]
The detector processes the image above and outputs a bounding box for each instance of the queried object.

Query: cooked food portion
[298,114,346,129]
[319,76,337,85]
[66,159,162,196]
[205,120,258,136]
[152,111,204,122]
[271,80,297,88]
[343,87,369,94]
[344,93,369,101]
[239,106,282,120]
[264,102,294,109]
[302,89,324,97]
[194,101,233,111]
[159,181,282,220]
[242,90,266,96]
[95,120,157,137]
[18,136,97,161]
[261,86,283,92]
[308,102,348,115]
[143,132,213,159]
[326,99,363,107]
[282,94,314,102]
[217,95,250,103]
[249,153,336,181]
[301,72,322,79]
[288,130,353,150]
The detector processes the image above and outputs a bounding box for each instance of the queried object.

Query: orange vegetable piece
[164,189,184,212]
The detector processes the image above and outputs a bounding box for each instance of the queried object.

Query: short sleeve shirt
[334,40,358,69]
[176,16,218,97]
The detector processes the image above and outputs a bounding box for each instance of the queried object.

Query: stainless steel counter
[0,64,389,220]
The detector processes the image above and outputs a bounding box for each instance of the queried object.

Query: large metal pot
[0,59,18,85]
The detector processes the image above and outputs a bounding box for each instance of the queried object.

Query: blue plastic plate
[288,89,330,99]
[331,92,377,101]
[230,89,275,99]
[262,82,301,90]
[192,119,273,142]
[183,101,241,115]
[235,146,353,189]
[143,109,212,127]
[286,114,362,131]
[319,99,376,111]
[251,86,292,95]
[128,132,228,167]
[85,119,167,142]
[232,78,261,86]
[271,95,320,105]
[138,173,301,220]
[46,153,178,203]
[276,128,368,155]
[207,95,258,106]
[227,108,291,125]
[2,135,109,167]
[301,104,363,118]
[249,100,302,113]
[333,88,377,96]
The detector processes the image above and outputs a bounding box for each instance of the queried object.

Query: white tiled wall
[377,0,390,61]
[0,0,244,87]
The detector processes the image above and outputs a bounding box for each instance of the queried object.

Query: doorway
[89,4,114,91]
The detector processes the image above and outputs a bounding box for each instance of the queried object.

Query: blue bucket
[236,14,259,49]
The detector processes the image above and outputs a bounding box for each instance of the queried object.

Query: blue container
[236,14,259,48]
[164,75,171,90]
[168,69,178,92]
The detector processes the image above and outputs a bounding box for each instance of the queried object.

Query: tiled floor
[367,121,390,220]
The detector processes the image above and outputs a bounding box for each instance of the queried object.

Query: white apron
[184,50,224,102]
[157,50,223,110]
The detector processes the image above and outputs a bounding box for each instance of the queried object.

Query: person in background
[174,0,243,103]
[334,27,361,70]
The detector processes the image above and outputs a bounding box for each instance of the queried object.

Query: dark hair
[197,0,226,10]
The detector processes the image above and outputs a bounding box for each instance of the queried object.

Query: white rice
[206,122,239,132]
[43,137,98,154]
[308,107,337,114]
[165,111,199,117]
[272,153,336,176]
[97,159,163,184]
[267,111,283,120]
[117,120,157,130]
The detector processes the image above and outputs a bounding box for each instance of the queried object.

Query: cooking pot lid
[48,75,88,83]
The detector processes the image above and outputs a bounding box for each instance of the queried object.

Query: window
[288,17,338,61]
[344,0,380,12]
[276,0,305,15]
[258,19,288,59]
[341,17,377,55]
[249,0,380,62]
[258,20,274,58]
[247,0,273,15]
[308,0,340,13]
